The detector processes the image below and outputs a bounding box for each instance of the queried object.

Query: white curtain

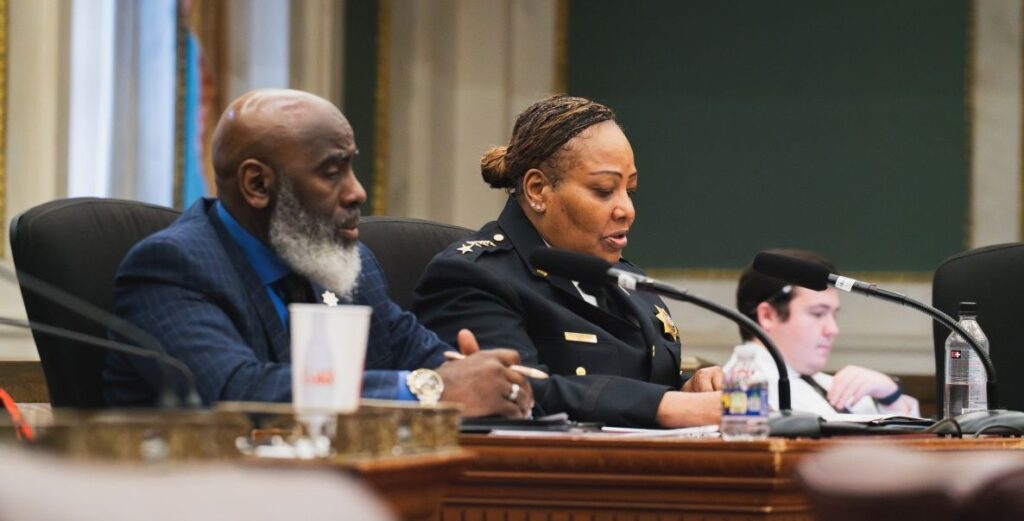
[67,0,176,206]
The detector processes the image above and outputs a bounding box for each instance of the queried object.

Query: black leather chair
[9,203,466,407]
[932,243,1024,413]
[9,198,181,408]
[358,216,472,310]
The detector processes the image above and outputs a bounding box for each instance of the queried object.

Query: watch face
[415,372,443,394]
[410,369,444,403]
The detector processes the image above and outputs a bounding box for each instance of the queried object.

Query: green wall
[343,0,380,212]
[568,0,970,271]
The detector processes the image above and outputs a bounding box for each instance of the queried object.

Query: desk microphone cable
[0,387,34,441]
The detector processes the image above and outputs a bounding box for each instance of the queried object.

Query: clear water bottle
[943,302,989,418]
[721,344,770,440]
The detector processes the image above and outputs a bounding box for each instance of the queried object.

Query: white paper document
[600,424,720,438]
[821,412,930,423]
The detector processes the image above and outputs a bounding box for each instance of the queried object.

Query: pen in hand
[443,351,549,380]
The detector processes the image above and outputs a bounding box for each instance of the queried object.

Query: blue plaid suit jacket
[103,198,450,406]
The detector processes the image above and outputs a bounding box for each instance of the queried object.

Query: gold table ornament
[217,399,463,461]
[0,409,249,462]
[0,400,463,463]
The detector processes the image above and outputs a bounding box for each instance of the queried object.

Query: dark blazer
[414,199,683,427]
[103,198,449,406]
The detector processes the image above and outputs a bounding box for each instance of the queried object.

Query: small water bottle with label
[943,302,990,418]
[721,344,770,440]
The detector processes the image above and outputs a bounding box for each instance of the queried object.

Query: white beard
[268,180,362,300]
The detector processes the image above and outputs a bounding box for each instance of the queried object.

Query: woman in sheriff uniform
[413,95,722,428]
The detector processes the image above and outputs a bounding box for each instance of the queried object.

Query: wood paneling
[443,434,1024,520]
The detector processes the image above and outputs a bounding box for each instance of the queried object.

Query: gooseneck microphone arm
[0,316,200,404]
[529,248,794,411]
[2,265,202,408]
[611,273,794,411]
[830,276,998,408]
[755,252,999,409]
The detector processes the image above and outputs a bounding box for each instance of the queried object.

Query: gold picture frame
[0,0,7,258]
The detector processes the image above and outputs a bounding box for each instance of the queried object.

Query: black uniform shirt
[413,198,684,427]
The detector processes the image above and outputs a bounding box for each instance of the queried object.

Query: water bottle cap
[734,344,760,358]
[958,301,978,315]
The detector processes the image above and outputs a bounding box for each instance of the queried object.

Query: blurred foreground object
[798,445,1024,521]
[0,401,467,521]
[0,444,396,521]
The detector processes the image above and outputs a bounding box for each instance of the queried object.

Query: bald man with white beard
[103,89,533,416]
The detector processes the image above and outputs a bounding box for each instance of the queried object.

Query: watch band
[876,377,903,406]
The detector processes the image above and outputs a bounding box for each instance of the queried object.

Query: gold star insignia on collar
[654,305,679,342]
[457,240,497,255]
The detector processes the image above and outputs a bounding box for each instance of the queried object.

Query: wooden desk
[264,449,474,521]
[443,434,1024,520]
[348,450,474,521]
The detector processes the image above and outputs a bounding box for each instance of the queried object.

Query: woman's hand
[655,391,722,428]
[681,366,724,392]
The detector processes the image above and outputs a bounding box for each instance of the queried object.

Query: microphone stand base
[952,410,1024,436]
[768,410,822,438]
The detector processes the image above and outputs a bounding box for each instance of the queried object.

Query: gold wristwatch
[406,368,444,405]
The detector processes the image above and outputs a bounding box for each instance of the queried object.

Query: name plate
[564,332,598,344]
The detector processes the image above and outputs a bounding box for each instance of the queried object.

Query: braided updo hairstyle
[480,95,617,195]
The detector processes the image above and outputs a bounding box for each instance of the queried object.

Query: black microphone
[0,315,199,403]
[753,251,1024,435]
[530,247,822,437]
[2,265,201,408]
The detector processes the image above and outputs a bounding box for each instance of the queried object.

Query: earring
[530,202,542,212]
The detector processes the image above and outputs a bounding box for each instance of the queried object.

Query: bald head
[212,89,353,193]
[210,89,364,242]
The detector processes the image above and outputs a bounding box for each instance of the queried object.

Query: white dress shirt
[723,342,899,417]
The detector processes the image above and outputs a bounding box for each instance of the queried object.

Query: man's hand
[828,365,898,411]
[436,329,533,418]
[681,366,724,392]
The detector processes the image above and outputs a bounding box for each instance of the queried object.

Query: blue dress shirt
[215,202,415,400]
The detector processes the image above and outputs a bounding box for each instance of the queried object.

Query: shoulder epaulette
[451,229,512,260]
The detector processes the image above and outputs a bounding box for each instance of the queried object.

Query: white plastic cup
[290,304,372,413]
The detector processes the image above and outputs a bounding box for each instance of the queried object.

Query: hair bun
[480,146,512,188]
